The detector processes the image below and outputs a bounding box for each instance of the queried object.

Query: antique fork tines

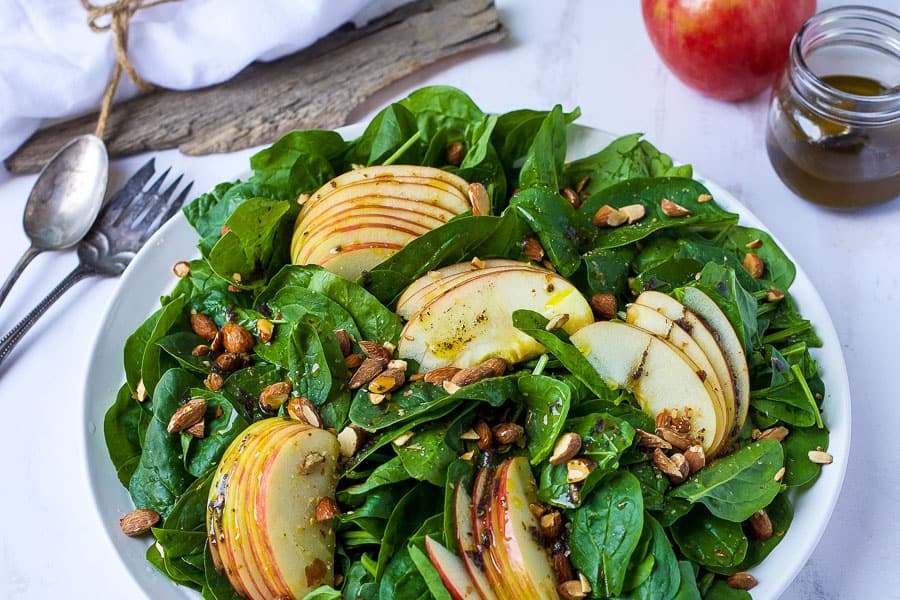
[0,160,193,369]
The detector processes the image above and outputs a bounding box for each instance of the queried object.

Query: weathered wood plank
[6,0,505,174]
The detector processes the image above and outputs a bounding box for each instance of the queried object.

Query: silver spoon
[0,135,108,308]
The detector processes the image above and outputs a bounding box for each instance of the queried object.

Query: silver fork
[0,159,192,369]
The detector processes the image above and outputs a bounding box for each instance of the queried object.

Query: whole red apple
[642,0,816,101]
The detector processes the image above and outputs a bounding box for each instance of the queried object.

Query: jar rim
[791,5,900,125]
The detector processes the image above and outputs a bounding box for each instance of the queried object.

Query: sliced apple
[397,264,549,321]
[397,259,530,310]
[634,289,749,439]
[471,468,513,600]
[426,536,483,600]
[570,321,727,454]
[305,165,470,205]
[295,218,431,265]
[398,268,594,370]
[625,302,733,432]
[313,243,406,281]
[299,199,455,237]
[491,457,558,599]
[208,418,340,600]
[454,482,499,600]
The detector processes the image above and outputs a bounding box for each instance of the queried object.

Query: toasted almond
[190,313,218,342]
[315,497,339,522]
[606,209,628,227]
[566,457,596,483]
[215,352,245,372]
[669,452,690,483]
[766,289,785,302]
[575,176,591,194]
[657,427,692,451]
[442,380,461,394]
[590,293,617,320]
[553,553,576,583]
[808,450,833,464]
[387,359,408,372]
[359,340,391,364]
[210,331,223,352]
[492,422,525,446]
[172,261,191,278]
[191,344,211,357]
[459,449,475,461]
[749,509,773,541]
[652,448,685,483]
[549,432,583,465]
[167,398,207,433]
[287,396,322,428]
[445,141,466,166]
[409,372,426,382]
[368,392,386,405]
[578,573,592,594]
[368,368,406,394]
[560,187,581,209]
[450,358,508,387]
[529,502,549,518]
[345,353,364,370]
[474,419,492,452]
[774,466,786,482]
[745,238,763,249]
[185,420,205,439]
[683,444,706,474]
[259,381,292,412]
[697,193,713,203]
[660,198,692,217]
[459,428,481,441]
[120,508,161,537]
[256,318,274,343]
[204,372,224,392]
[726,572,758,590]
[557,580,587,600]
[334,329,352,356]
[467,182,490,215]
[592,204,616,227]
[619,203,646,224]
[296,193,310,206]
[470,256,486,269]
[545,313,570,331]
[655,410,673,430]
[755,425,789,442]
[349,358,385,390]
[743,253,765,279]
[540,511,563,539]
[635,428,673,450]
[424,366,461,385]
[222,322,254,354]
[671,416,692,434]
[522,237,545,262]
[393,431,415,446]
[337,425,366,458]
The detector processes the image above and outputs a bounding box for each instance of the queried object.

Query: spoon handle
[0,246,43,309]
[0,264,95,370]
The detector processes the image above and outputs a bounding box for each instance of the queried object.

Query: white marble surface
[0,1,897,598]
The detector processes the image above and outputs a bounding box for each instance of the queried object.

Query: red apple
[642,0,816,101]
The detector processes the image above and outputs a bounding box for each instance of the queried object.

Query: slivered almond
[660,198,692,217]
[619,203,646,224]
[755,425,789,442]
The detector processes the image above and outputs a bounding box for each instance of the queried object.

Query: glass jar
[766,5,900,209]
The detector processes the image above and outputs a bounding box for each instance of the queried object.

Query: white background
[0,1,897,598]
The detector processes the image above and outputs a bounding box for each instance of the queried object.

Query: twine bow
[81,0,178,139]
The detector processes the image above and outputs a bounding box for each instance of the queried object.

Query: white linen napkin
[0,0,400,162]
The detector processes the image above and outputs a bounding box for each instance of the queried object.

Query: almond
[204,372,224,392]
[697,193,713,203]
[743,253,765,279]
[222,322,255,354]
[185,420,205,439]
[745,238,763,249]
[726,572,758,590]
[172,261,191,278]
[393,431,415,446]
[657,427,692,451]
[683,444,706,474]
[592,204,616,227]
[423,366,461,385]
[349,358,385,390]
[749,509,773,541]
[450,358,508,387]
[590,293,617,320]
[287,396,322,428]
[660,198,692,217]
[167,398,207,433]
[445,141,466,166]
[540,511,563,539]
[575,176,591,193]
[215,352,245,372]
[522,237,545,262]
[606,208,628,227]
[120,508,161,536]
[334,329,352,356]
[259,381,292,412]
[553,553,576,583]
[808,450,833,464]
[558,580,587,600]
[669,452,690,483]
[566,457,596,483]
[492,422,525,446]
[619,203,646,224]
[766,289,785,303]
[337,425,366,457]
[651,448,685,483]
[474,419,492,452]
[545,313,569,331]
[755,425,789,442]
[345,353,364,370]
[190,313,218,341]
[368,368,406,394]
[191,344,211,357]
[560,187,581,210]
[368,392,386,405]
[315,497,339,522]
[635,428,673,450]
[467,182,491,215]
[358,340,391,365]
[549,432,583,465]
[256,318,274,343]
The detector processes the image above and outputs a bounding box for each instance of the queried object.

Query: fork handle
[0,264,96,370]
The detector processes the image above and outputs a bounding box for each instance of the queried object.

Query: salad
[105,86,831,600]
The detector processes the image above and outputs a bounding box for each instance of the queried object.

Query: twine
[81,0,179,139]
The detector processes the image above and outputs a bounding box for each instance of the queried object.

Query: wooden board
[6,0,505,174]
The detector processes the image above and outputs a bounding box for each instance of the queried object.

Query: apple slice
[634,289,749,439]
[295,218,431,265]
[491,457,558,599]
[299,198,456,237]
[397,268,594,370]
[397,259,530,310]
[397,264,549,321]
[454,482,499,600]
[313,243,406,281]
[625,302,733,432]
[208,418,340,599]
[570,321,727,454]
[426,536,483,600]
[471,468,513,600]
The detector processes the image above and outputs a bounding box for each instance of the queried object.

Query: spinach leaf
[714,492,793,575]
[722,226,796,290]
[492,107,580,174]
[249,129,345,194]
[339,457,411,505]
[182,389,249,477]
[378,547,430,599]
[672,561,702,600]
[399,86,484,143]
[570,471,644,596]
[105,383,149,486]
[269,285,361,338]
[582,245,636,297]
[670,440,783,522]
[623,515,681,600]
[345,103,420,166]
[129,368,199,517]
[671,507,749,569]
[157,332,211,374]
[203,547,242,600]
[578,178,738,249]
[123,295,187,397]
[518,374,571,465]
[628,461,670,512]
[408,543,453,600]
[376,484,439,580]
[519,105,568,190]
[512,309,612,400]
[510,186,591,276]
[394,419,459,486]
[782,426,829,487]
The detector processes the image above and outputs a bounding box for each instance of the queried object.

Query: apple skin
[454,482,499,600]
[207,418,340,600]
[425,536,483,600]
[642,0,816,101]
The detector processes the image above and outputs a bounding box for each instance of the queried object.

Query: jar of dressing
[766,5,900,209]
